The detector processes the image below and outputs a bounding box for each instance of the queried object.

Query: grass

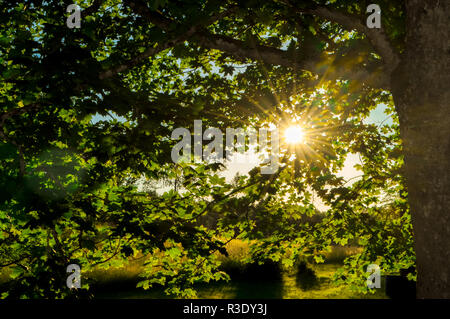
[323,245,362,264]
[295,261,319,290]
[0,241,388,299]
[85,256,145,294]
[283,263,386,299]
[90,241,386,299]
[92,261,386,299]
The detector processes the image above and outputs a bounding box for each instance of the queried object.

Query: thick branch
[286,2,400,73]
[110,1,389,89]
[193,31,388,88]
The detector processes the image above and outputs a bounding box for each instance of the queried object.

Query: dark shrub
[295,261,318,290]
[243,259,283,281]
[385,267,416,299]
[220,259,282,282]
[218,258,247,280]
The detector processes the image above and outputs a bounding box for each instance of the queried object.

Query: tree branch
[192,30,388,89]
[99,1,238,80]
[282,1,400,73]
[0,103,40,126]
[0,103,40,176]
[98,34,190,79]
[110,1,389,89]
[82,0,105,18]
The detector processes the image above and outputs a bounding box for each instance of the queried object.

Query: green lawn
[0,243,387,299]
[91,262,387,299]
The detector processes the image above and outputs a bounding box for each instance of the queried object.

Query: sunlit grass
[0,240,383,299]
[82,240,386,299]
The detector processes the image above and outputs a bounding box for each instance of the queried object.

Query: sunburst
[284,125,305,144]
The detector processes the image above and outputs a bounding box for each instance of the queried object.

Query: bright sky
[92,103,393,211]
[218,103,392,180]
[220,103,391,210]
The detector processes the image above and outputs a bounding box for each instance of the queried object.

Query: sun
[284,125,305,144]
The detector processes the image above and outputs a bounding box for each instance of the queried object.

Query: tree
[0,0,448,298]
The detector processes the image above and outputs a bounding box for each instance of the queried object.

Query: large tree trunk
[391,0,450,298]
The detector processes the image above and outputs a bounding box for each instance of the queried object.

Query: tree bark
[391,0,450,298]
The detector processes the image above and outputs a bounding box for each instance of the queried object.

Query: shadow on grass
[222,259,283,299]
[295,261,319,291]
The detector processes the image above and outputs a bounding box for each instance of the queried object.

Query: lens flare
[284,125,305,144]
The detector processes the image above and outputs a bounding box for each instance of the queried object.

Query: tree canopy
[2,0,446,298]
